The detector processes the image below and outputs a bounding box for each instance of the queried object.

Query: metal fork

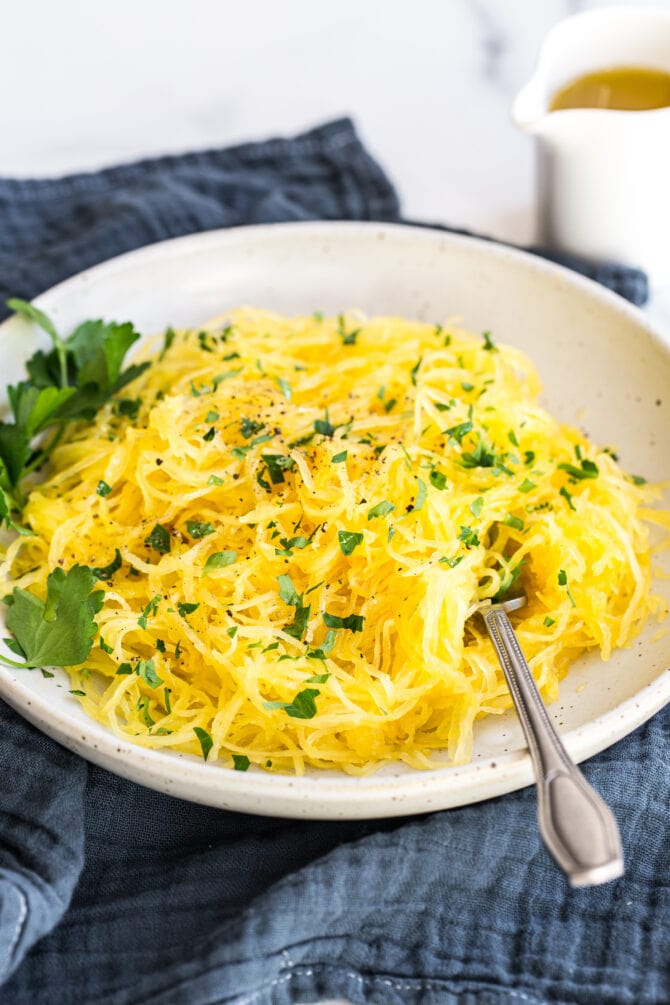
[479,595,624,886]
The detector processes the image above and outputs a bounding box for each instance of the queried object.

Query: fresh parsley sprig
[1,298,148,517]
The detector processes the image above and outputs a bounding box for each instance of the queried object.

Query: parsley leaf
[323,611,364,632]
[241,417,264,439]
[559,485,576,511]
[145,524,171,554]
[277,574,311,640]
[137,657,163,689]
[429,469,447,491]
[178,602,199,617]
[203,551,237,574]
[232,754,250,771]
[367,500,395,520]
[482,330,497,351]
[338,530,364,556]
[459,525,480,548]
[91,548,122,581]
[186,520,215,539]
[262,453,295,485]
[337,315,360,346]
[285,688,320,719]
[332,450,347,463]
[445,420,473,444]
[2,565,103,669]
[96,480,112,497]
[314,410,337,437]
[558,459,599,480]
[1,301,148,511]
[193,727,213,760]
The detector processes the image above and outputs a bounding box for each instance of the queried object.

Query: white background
[0,0,668,328]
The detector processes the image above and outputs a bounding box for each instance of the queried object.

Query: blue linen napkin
[0,118,666,1005]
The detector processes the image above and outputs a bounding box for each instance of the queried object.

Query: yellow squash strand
[1,310,665,774]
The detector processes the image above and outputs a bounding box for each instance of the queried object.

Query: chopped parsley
[558,459,599,481]
[193,727,213,761]
[91,548,122,581]
[266,687,321,720]
[439,555,464,568]
[459,525,480,548]
[96,480,112,497]
[138,595,160,629]
[503,514,524,531]
[276,377,292,400]
[186,520,215,539]
[145,524,171,554]
[332,450,348,463]
[241,417,265,439]
[337,314,360,346]
[177,602,199,617]
[482,330,497,351]
[203,551,237,574]
[519,478,536,494]
[544,616,556,627]
[323,611,364,633]
[277,574,311,640]
[261,453,295,485]
[232,754,250,771]
[429,469,447,491]
[559,486,576,511]
[469,496,484,518]
[367,500,395,520]
[314,410,336,437]
[208,474,224,486]
[338,530,364,556]
[445,420,473,444]
[137,657,162,688]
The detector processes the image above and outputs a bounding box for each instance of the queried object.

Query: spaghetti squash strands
[1,310,665,774]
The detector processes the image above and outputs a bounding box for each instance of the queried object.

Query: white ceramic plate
[1,222,669,819]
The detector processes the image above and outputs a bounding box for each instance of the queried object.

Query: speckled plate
[1,222,669,819]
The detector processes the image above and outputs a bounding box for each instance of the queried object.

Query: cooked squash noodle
[1,310,665,774]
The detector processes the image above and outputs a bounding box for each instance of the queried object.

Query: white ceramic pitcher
[513,6,670,282]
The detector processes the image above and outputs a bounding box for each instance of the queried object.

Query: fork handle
[483,606,624,886]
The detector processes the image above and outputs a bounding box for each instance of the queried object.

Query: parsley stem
[0,654,30,670]
[22,426,66,477]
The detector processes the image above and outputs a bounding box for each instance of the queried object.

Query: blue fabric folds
[0,118,666,1004]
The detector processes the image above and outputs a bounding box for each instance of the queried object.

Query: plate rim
[1,219,668,819]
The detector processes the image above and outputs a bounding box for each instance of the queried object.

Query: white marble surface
[1,0,668,329]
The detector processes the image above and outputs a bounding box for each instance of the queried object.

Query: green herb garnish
[145,524,171,554]
[367,500,395,520]
[0,565,103,670]
[338,530,364,556]
[203,551,237,574]
[323,611,364,633]
[186,520,215,539]
[193,727,213,760]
